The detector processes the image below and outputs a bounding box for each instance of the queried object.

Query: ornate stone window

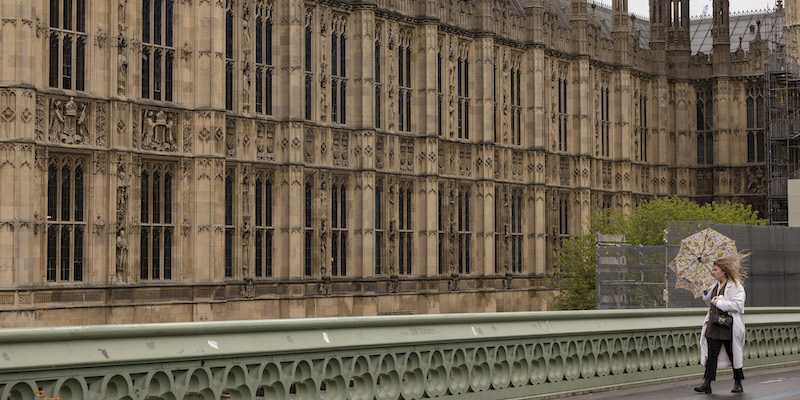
[224,168,235,278]
[398,28,412,133]
[375,23,383,130]
[600,74,611,158]
[457,185,471,274]
[139,162,174,280]
[49,0,87,90]
[510,56,522,146]
[558,67,568,152]
[254,171,274,278]
[438,184,445,275]
[304,176,314,277]
[225,0,235,110]
[457,42,470,140]
[46,155,86,282]
[331,178,347,276]
[375,179,383,275]
[696,87,714,164]
[304,8,313,121]
[493,50,498,143]
[255,1,274,115]
[494,186,501,274]
[559,194,569,241]
[331,14,347,125]
[747,85,765,163]
[141,0,175,101]
[511,189,523,273]
[437,38,443,136]
[638,85,649,162]
[398,182,412,275]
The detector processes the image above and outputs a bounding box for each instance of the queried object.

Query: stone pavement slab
[568,364,800,400]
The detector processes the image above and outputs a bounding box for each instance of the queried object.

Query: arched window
[142,0,175,101]
[255,172,274,278]
[224,168,235,278]
[304,177,314,277]
[46,155,86,282]
[49,0,86,90]
[696,88,714,164]
[331,179,347,276]
[140,162,175,280]
[255,1,274,115]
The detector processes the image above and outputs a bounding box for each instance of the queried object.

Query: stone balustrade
[1,308,799,400]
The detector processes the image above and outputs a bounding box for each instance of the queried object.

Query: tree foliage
[545,197,767,310]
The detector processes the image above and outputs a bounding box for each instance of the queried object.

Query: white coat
[699,280,746,369]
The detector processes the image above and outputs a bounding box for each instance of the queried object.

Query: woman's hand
[702,282,709,293]
[710,296,718,306]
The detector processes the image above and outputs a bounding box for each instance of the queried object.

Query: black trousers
[704,337,745,381]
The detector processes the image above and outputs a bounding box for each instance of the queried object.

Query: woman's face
[711,264,727,282]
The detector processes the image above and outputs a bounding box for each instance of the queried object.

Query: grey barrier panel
[597,223,800,309]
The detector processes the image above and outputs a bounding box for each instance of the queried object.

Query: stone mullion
[285,120,306,278]
[714,78,730,166]
[531,49,545,149]
[87,151,109,284]
[359,170,375,277]
[273,166,292,279]
[281,0,305,120]
[475,37,493,143]
[655,78,669,167]
[422,176,437,276]
[616,69,631,162]
[419,23,438,137]
[475,180,493,276]
[195,0,224,109]
[532,185,546,275]
[576,59,590,156]
[350,8,373,128]
[674,81,692,198]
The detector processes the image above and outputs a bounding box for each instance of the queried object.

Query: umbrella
[668,228,740,298]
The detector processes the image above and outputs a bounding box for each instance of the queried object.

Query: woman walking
[694,253,748,394]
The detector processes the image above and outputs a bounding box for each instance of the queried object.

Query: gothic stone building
[0,0,791,326]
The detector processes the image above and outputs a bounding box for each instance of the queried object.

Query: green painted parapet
[1,308,799,400]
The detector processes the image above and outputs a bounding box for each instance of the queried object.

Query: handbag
[711,312,733,328]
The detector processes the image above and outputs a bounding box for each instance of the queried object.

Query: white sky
[595,0,779,20]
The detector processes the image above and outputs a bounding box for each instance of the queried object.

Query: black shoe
[694,380,712,394]
[732,380,743,393]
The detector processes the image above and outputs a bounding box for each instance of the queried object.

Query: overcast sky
[595,0,779,20]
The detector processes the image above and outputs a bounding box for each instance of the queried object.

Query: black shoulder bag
[711,312,733,328]
[711,284,733,328]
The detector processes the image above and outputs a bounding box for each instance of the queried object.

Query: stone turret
[712,0,731,73]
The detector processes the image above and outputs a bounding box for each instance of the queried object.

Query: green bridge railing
[2,308,800,400]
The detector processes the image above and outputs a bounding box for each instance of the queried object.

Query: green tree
[546,197,767,310]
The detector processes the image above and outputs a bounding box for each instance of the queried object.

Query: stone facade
[0,0,788,326]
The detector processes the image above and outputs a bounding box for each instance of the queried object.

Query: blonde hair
[715,251,749,285]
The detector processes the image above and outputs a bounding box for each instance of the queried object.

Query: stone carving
[400,138,413,172]
[142,110,176,151]
[241,218,251,276]
[333,130,349,167]
[226,119,236,157]
[746,167,765,195]
[183,113,193,153]
[49,98,88,144]
[35,95,45,141]
[116,228,128,274]
[96,103,107,146]
[304,128,314,163]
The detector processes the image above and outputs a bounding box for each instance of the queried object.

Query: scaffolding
[765,40,800,225]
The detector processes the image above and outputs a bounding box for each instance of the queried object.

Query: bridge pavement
[569,364,800,400]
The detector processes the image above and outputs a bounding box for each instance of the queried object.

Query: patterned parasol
[668,228,740,298]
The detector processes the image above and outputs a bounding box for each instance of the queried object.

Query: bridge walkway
[570,364,800,400]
